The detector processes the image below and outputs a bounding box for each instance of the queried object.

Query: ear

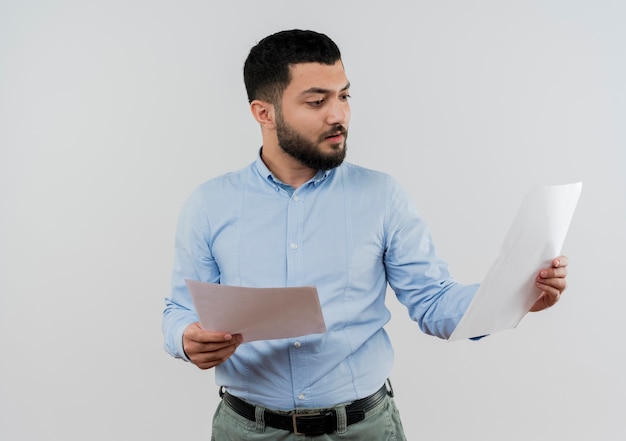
[250,100,276,129]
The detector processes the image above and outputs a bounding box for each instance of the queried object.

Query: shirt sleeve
[162,187,221,360]
[382,177,480,339]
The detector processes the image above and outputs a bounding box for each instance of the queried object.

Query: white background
[1,1,625,440]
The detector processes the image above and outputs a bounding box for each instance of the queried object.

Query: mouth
[323,128,347,143]
[325,133,344,142]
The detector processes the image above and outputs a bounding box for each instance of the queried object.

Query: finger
[552,255,568,268]
[192,342,240,370]
[185,334,243,358]
[185,322,239,344]
[538,266,568,280]
[536,277,567,293]
[535,281,561,296]
[192,331,237,344]
[186,337,238,353]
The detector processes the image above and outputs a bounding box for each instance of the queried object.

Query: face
[274,61,351,170]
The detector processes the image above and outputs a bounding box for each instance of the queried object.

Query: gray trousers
[211,393,407,440]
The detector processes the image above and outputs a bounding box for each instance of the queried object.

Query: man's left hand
[530,255,569,312]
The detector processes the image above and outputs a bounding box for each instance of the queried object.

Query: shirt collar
[254,148,334,190]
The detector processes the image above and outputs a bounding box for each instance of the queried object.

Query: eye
[307,99,325,107]
[340,94,351,101]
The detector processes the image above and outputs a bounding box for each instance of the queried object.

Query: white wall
[1,1,624,439]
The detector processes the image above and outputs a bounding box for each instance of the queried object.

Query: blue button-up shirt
[163,154,479,410]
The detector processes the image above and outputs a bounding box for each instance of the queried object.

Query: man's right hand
[182,322,243,370]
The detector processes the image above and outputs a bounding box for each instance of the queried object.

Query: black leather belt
[221,383,392,436]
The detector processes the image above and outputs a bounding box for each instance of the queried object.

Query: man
[162,29,568,440]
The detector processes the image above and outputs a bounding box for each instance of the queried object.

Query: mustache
[321,125,348,140]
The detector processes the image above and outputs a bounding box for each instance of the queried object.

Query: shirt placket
[286,187,312,407]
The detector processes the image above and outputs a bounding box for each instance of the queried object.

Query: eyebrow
[299,82,351,96]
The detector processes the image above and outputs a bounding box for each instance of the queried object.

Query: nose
[326,97,350,126]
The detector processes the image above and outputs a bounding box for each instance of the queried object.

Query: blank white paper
[186,280,327,343]
[449,182,582,341]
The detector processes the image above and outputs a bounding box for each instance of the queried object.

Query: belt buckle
[292,412,326,435]
[291,410,337,436]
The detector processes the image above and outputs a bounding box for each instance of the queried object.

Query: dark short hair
[243,29,342,104]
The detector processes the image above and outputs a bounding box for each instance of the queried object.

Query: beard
[275,110,348,171]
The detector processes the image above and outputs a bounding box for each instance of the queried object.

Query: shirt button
[293,341,301,348]
[298,393,305,400]
[293,195,300,202]
[290,243,298,250]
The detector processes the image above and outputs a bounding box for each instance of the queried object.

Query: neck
[260,142,316,189]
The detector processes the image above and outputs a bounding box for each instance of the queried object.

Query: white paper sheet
[448,182,582,341]
[186,280,327,342]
